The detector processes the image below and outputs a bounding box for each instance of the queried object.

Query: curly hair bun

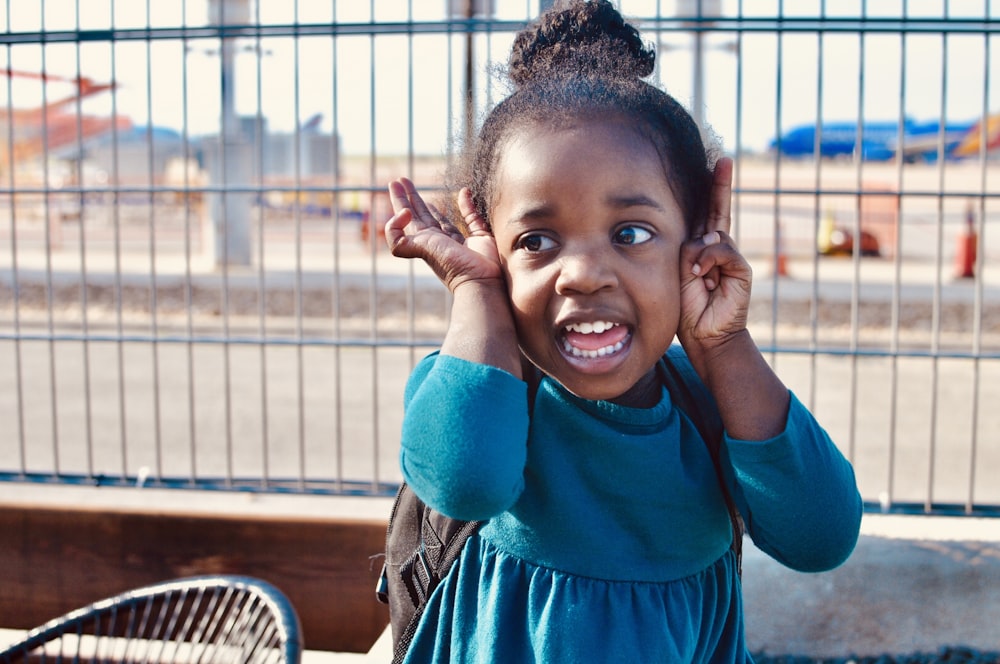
[508,0,655,87]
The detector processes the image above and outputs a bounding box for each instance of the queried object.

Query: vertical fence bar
[808,3,825,414]
[292,0,307,491]
[845,6,865,467]
[406,0,416,370]
[4,0,27,478]
[369,0,382,492]
[443,6,456,336]
[218,0,235,488]
[331,0,345,493]
[926,10,950,512]
[109,0,129,481]
[887,0,909,509]
[72,0,95,480]
[732,0,744,252]
[254,0,270,490]
[462,1,473,146]
[967,13,990,513]
[181,0,198,486]
[484,3,494,111]
[770,0,783,364]
[145,0,165,482]
[39,0,61,476]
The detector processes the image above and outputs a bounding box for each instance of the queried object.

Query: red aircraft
[0,68,131,174]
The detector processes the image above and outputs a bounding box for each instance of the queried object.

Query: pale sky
[1,0,999,156]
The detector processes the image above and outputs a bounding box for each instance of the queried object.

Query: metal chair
[0,575,302,664]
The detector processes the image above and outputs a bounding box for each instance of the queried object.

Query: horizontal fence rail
[0,1,997,516]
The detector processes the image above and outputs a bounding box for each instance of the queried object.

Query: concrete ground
[743,513,1000,659]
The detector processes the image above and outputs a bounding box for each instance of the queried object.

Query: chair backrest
[0,575,302,664]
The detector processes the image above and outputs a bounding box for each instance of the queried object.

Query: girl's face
[491,118,687,405]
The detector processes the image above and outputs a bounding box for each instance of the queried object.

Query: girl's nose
[554,248,619,295]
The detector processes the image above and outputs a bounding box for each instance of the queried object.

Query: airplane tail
[953,113,1000,157]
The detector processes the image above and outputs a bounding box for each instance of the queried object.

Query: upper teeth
[565,321,618,334]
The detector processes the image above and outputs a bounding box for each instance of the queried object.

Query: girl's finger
[689,231,738,290]
[387,179,414,215]
[384,208,413,254]
[398,177,436,222]
[706,157,733,236]
[458,187,490,235]
[427,201,448,226]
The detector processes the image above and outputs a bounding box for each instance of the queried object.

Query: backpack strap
[379,481,482,664]
[660,345,744,576]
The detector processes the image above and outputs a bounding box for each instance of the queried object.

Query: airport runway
[1,264,998,510]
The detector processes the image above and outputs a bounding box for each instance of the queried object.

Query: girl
[384,1,862,661]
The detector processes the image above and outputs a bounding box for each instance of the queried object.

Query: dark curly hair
[452,0,716,237]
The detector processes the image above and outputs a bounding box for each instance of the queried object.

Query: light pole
[676,0,721,132]
[208,0,252,268]
[464,0,475,144]
[449,0,494,142]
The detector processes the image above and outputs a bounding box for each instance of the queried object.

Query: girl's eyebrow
[607,193,666,211]
[505,203,555,224]
[505,195,664,225]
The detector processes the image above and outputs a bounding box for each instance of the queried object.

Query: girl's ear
[705,157,733,237]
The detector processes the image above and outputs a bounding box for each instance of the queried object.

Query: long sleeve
[723,393,863,572]
[400,352,531,521]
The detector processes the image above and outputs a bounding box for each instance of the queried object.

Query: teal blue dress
[399,351,862,663]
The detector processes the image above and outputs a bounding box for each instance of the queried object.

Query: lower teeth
[564,339,625,359]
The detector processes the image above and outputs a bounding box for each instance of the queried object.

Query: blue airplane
[770,117,979,162]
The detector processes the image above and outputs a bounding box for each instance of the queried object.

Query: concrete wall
[744,514,1000,659]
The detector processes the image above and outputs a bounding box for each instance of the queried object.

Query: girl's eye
[515,233,557,253]
[614,225,654,246]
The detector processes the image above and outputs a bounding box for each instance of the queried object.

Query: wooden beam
[0,501,390,654]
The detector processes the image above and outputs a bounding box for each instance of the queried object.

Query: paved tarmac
[5,244,1000,501]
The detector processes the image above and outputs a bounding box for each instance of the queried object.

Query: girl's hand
[678,158,790,441]
[387,178,522,375]
[385,178,503,292]
[677,157,752,348]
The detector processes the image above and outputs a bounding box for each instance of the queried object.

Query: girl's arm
[440,279,522,377]
[399,353,530,521]
[386,180,529,520]
[722,393,863,572]
[692,328,789,442]
[677,160,861,569]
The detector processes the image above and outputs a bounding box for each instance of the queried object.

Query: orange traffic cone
[955,203,978,279]
[774,223,789,277]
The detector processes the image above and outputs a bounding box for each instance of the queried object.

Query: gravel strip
[754,647,1000,663]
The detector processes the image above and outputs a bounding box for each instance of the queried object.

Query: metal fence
[0,1,997,516]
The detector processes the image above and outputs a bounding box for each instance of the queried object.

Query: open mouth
[561,320,630,359]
